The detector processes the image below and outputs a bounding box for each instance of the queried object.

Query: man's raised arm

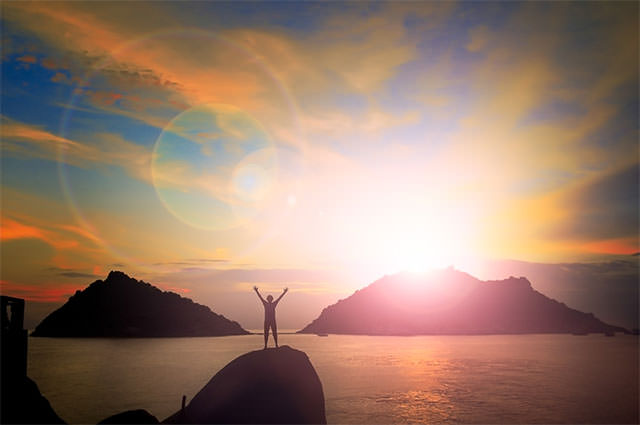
[254,286,266,304]
[275,287,288,304]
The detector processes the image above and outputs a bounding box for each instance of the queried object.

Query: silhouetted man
[254,286,288,349]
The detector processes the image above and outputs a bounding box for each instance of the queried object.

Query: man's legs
[263,321,269,349]
[272,321,278,348]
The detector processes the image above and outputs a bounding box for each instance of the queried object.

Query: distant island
[32,271,249,337]
[299,268,628,335]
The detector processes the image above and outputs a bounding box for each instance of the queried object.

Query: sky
[1,1,638,330]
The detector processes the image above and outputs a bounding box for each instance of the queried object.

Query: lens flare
[55,28,303,268]
[151,103,277,231]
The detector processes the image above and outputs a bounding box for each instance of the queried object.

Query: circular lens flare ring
[151,103,278,232]
[55,29,304,269]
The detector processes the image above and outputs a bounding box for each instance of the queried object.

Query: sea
[27,333,638,424]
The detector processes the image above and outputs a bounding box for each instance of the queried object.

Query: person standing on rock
[254,286,288,349]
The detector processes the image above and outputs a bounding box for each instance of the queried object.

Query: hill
[32,271,248,337]
[299,268,628,335]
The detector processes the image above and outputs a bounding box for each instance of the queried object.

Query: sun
[385,232,459,274]
[364,203,479,275]
[391,246,452,273]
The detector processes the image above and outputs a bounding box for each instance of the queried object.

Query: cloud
[151,258,228,267]
[449,3,637,176]
[0,189,110,281]
[554,163,639,243]
[57,272,96,278]
[0,216,46,241]
[1,116,153,182]
[0,280,80,303]
[2,116,88,151]
[1,216,78,250]
[1,1,455,147]
[45,267,98,279]
[16,54,37,64]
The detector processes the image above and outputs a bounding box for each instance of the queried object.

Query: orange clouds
[0,280,79,303]
[16,54,37,64]
[0,216,80,250]
[0,187,111,278]
[581,238,639,256]
[1,217,45,241]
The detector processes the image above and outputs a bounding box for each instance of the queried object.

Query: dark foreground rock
[164,346,326,424]
[32,271,249,337]
[98,409,159,424]
[0,376,66,424]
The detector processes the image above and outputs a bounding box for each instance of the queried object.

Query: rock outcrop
[164,346,326,424]
[98,409,159,424]
[32,271,248,337]
[299,268,628,335]
[0,376,66,424]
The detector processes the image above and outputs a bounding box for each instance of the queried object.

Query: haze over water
[28,334,638,424]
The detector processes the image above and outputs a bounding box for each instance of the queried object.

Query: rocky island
[299,268,628,335]
[31,271,249,337]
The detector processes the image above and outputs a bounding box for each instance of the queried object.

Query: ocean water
[27,334,638,424]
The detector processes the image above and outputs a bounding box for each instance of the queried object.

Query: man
[254,286,288,349]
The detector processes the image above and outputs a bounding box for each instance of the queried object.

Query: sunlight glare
[375,204,478,275]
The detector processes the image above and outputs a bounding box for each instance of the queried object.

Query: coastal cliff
[299,268,628,335]
[164,346,326,424]
[32,271,248,337]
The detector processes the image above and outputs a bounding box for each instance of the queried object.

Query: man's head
[266,295,274,302]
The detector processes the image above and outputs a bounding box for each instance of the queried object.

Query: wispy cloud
[45,266,98,279]
[1,216,80,250]
[2,116,152,182]
[0,279,80,303]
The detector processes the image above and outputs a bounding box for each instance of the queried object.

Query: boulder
[164,346,326,424]
[0,376,66,424]
[98,409,159,424]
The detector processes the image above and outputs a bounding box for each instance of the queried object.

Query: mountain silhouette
[299,268,628,335]
[32,271,248,337]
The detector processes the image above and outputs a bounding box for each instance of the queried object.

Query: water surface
[28,334,639,424]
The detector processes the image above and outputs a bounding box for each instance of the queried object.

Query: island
[31,271,249,337]
[299,268,628,335]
